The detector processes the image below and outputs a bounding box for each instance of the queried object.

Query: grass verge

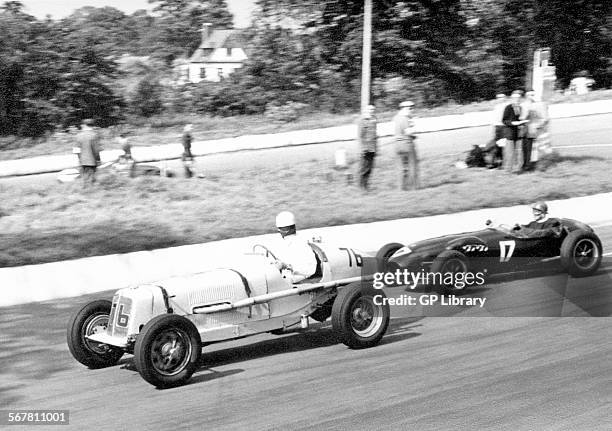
[1,89,611,162]
[0,149,610,267]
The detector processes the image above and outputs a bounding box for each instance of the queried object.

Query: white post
[360,0,372,111]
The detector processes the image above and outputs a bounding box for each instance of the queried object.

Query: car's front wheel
[67,299,124,369]
[332,283,390,349]
[560,230,602,277]
[134,314,202,388]
[430,250,470,294]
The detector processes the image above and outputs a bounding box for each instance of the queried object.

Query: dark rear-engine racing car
[377,217,602,293]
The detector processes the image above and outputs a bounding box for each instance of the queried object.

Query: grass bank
[0,148,610,267]
[1,89,611,162]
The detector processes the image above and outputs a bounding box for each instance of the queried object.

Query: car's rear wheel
[67,299,124,369]
[560,230,602,277]
[134,314,202,388]
[430,250,469,294]
[332,283,389,349]
[376,242,404,272]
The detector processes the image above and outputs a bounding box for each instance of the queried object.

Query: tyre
[560,230,602,277]
[376,242,404,272]
[134,314,202,388]
[67,299,124,369]
[430,250,469,294]
[331,283,390,349]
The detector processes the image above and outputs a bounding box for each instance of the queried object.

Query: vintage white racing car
[67,241,390,388]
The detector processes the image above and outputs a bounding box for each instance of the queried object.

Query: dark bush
[131,77,163,117]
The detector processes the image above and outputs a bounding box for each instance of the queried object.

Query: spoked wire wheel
[573,238,600,271]
[150,328,193,377]
[332,284,390,349]
[350,296,384,338]
[134,314,202,388]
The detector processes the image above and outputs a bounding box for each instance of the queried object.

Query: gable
[189,29,249,63]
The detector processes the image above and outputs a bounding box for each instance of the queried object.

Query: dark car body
[387,218,600,276]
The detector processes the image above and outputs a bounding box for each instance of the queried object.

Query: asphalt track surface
[1,225,611,430]
[2,113,612,186]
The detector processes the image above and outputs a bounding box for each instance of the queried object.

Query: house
[176,24,248,84]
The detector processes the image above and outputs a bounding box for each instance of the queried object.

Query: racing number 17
[499,240,516,262]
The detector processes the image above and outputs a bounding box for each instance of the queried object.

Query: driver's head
[531,201,548,221]
[276,211,296,238]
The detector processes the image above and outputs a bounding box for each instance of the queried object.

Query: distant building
[175,24,248,84]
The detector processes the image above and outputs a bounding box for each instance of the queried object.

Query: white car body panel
[89,242,371,348]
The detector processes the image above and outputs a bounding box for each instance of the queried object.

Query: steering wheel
[252,244,278,260]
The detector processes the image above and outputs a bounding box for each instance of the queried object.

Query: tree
[130,76,163,117]
[59,7,137,57]
[253,0,484,105]
[1,0,26,15]
[532,0,611,88]
[148,0,234,63]
[0,6,125,136]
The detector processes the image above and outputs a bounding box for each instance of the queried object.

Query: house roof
[189,29,248,63]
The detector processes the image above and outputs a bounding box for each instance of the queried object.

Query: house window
[217,68,224,79]
[200,67,206,79]
[226,47,232,56]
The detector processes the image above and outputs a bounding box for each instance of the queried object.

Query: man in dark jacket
[357,105,378,190]
[502,91,528,173]
[76,119,101,185]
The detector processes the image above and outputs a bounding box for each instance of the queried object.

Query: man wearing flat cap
[393,101,419,190]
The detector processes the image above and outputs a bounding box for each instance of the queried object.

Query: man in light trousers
[393,101,419,190]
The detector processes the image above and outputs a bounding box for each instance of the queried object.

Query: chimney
[201,23,212,43]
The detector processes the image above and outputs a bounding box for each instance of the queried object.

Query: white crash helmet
[275,211,296,228]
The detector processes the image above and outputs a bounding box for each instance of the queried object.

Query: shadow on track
[116,317,423,387]
[195,317,424,370]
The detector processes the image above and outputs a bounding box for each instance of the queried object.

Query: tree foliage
[147,0,234,63]
[1,0,611,136]
[0,2,124,136]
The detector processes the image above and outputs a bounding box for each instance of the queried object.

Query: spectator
[357,105,378,190]
[182,124,194,178]
[393,101,419,190]
[116,133,136,176]
[502,91,528,173]
[484,93,507,168]
[76,118,101,185]
[117,133,131,157]
[520,90,548,171]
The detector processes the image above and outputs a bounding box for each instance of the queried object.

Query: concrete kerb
[1,192,610,307]
[1,99,611,178]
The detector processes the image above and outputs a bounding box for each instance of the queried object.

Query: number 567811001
[1,410,69,425]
